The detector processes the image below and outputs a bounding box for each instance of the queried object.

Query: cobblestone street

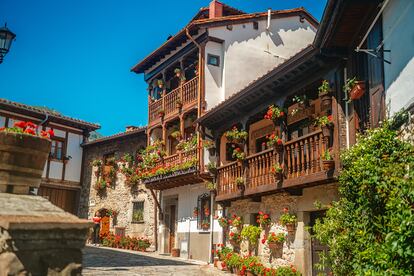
[82,246,226,276]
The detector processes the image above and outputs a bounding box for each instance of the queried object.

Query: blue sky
[0,0,327,135]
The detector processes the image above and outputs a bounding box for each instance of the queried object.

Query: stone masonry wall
[78,132,155,243]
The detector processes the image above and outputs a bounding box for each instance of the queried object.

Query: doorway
[310,210,331,276]
[168,205,177,253]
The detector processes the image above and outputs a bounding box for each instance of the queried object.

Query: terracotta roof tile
[82,126,147,146]
[0,98,100,130]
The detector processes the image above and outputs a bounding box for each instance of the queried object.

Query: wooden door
[100,216,110,236]
[310,211,331,276]
[168,205,176,252]
[38,186,78,214]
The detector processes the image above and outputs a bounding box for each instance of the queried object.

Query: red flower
[26,122,36,128]
[261,238,266,244]
[283,207,289,213]
[48,129,54,137]
[24,128,36,135]
[277,139,283,145]
[229,232,234,237]
[327,115,333,121]
[221,262,226,268]
[280,111,285,117]
[232,214,237,218]
[0,127,5,131]
[258,211,263,215]
[14,121,27,129]
[263,214,269,219]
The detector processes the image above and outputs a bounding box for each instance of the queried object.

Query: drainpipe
[344,68,350,149]
[266,8,271,30]
[209,193,215,263]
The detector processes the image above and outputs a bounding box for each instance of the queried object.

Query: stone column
[293,211,311,276]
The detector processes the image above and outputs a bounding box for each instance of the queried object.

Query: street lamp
[0,23,16,64]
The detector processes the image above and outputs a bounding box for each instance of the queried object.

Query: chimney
[125,126,137,132]
[209,0,223,19]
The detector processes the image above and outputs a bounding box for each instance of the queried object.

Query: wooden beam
[149,189,162,214]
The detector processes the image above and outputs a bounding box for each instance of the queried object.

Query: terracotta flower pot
[171,248,180,257]
[268,241,283,251]
[246,270,255,276]
[349,81,366,100]
[321,125,332,137]
[273,144,284,153]
[237,183,245,191]
[237,160,244,167]
[286,223,296,235]
[0,132,51,194]
[233,267,240,275]
[320,94,332,108]
[322,160,335,171]
[274,172,283,181]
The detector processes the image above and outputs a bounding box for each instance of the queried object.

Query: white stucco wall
[48,161,63,180]
[383,0,414,114]
[204,16,316,110]
[65,132,83,182]
[0,116,5,127]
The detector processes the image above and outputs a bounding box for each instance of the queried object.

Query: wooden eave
[143,168,205,191]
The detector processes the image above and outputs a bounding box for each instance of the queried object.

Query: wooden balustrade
[246,148,278,190]
[216,130,332,200]
[285,130,327,179]
[217,161,243,198]
[148,76,199,124]
[155,148,198,169]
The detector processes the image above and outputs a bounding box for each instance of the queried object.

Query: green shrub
[313,120,414,275]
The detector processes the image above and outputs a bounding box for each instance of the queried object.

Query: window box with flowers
[0,121,53,194]
[279,208,297,235]
[344,77,366,101]
[224,126,248,144]
[264,105,285,125]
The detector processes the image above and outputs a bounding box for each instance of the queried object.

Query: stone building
[78,126,156,242]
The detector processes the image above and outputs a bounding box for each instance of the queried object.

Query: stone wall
[78,131,156,243]
[224,183,339,275]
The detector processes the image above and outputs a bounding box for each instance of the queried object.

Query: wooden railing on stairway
[216,130,331,200]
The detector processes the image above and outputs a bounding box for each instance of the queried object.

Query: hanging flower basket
[274,172,283,181]
[320,94,332,107]
[321,125,332,138]
[349,81,366,100]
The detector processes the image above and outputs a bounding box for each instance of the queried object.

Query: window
[132,201,144,223]
[50,137,64,160]
[253,21,259,30]
[197,193,211,230]
[255,136,269,153]
[207,54,220,67]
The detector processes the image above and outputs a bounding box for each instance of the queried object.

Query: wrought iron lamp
[0,23,16,64]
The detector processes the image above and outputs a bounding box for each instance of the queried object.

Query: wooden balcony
[143,148,205,190]
[216,130,337,201]
[148,76,199,127]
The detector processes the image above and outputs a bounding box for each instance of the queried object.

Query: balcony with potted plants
[215,79,338,201]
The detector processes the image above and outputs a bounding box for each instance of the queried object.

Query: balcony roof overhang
[143,168,206,190]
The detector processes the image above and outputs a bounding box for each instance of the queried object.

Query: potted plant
[157,79,164,89]
[264,105,285,125]
[174,68,186,82]
[344,77,366,101]
[0,121,53,194]
[201,220,210,230]
[205,181,216,195]
[271,163,283,181]
[315,115,333,137]
[217,216,229,229]
[228,231,241,247]
[158,109,165,119]
[204,206,210,216]
[230,214,243,228]
[241,225,262,250]
[232,147,246,166]
[256,211,271,228]
[94,178,108,191]
[193,207,199,217]
[279,208,297,234]
[170,130,181,140]
[224,126,248,144]
[321,150,335,171]
[235,177,245,191]
[202,140,216,155]
[266,132,283,152]
[264,232,286,251]
[206,162,217,175]
[176,98,183,109]
[318,80,332,107]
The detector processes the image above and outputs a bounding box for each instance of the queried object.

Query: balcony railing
[216,130,333,201]
[148,76,199,125]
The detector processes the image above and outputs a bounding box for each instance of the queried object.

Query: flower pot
[0,132,51,194]
[237,183,245,191]
[171,248,180,257]
[233,267,240,275]
[322,160,335,171]
[272,117,284,126]
[237,160,244,167]
[349,81,366,100]
[273,172,283,182]
[320,94,332,108]
[230,239,240,248]
[286,223,296,235]
[202,224,210,230]
[321,125,332,137]
[273,144,284,153]
[246,270,255,276]
[213,257,219,267]
[268,241,283,251]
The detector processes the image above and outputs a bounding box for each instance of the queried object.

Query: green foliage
[313,121,414,275]
[318,80,330,96]
[241,225,262,246]
[217,246,232,261]
[225,126,248,143]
